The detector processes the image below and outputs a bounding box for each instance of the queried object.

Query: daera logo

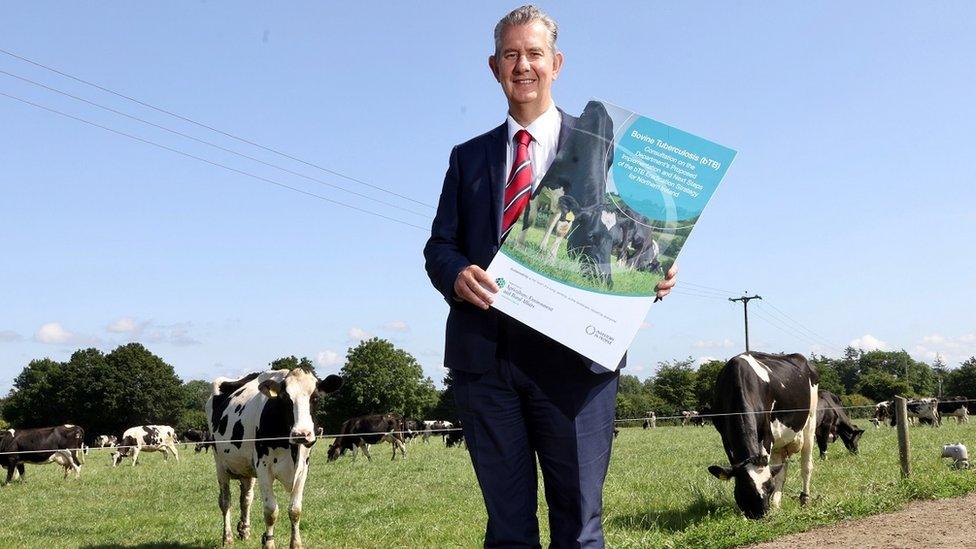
[495,278,507,289]
[585,325,596,335]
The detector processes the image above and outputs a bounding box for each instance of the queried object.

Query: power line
[0,47,436,210]
[758,299,842,352]
[0,68,432,220]
[0,91,430,232]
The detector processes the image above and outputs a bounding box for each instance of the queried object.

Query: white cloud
[695,356,718,366]
[849,334,888,352]
[0,330,22,343]
[316,350,343,368]
[107,317,138,333]
[382,320,410,333]
[913,332,976,366]
[922,334,946,345]
[693,338,735,349]
[34,322,99,346]
[348,327,372,342]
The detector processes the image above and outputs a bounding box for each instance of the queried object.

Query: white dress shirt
[505,102,562,192]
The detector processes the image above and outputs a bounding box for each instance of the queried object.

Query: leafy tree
[809,354,844,396]
[840,393,875,419]
[179,379,213,431]
[652,357,697,413]
[693,360,725,408]
[855,370,911,402]
[320,338,438,432]
[618,374,643,396]
[269,355,315,372]
[946,357,976,399]
[2,358,66,427]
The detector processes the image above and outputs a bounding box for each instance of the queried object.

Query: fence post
[895,395,911,478]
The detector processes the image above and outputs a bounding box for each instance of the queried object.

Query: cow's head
[258,369,343,446]
[566,206,615,288]
[839,427,865,454]
[708,455,785,519]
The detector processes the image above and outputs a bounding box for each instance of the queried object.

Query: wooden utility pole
[729,294,762,353]
[895,395,911,478]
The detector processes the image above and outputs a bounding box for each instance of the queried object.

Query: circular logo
[585,325,596,335]
[495,277,507,289]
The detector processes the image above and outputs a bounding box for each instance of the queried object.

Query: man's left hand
[654,263,678,301]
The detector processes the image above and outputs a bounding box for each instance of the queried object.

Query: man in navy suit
[424,6,676,548]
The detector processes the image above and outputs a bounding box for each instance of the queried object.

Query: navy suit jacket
[424,110,624,375]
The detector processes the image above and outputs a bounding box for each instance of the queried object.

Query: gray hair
[493,5,559,57]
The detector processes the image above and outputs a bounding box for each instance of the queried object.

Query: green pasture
[2,421,976,548]
[504,225,664,295]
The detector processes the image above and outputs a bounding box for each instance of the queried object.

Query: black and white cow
[206,368,342,548]
[402,419,423,442]
[112,425,180,466]
[939,397,973,424]
[0,425,86,484]
[907,398,940,426]
[327,413,407,461]
[445,426,465,448]
[421,420,454,444]
[873,401,892,427]
[815,390,864,459]
[184,429,213,453]
[642,412,656,430]
[708,352,820,519]
[94,434,118,448]
[681,410,699,427]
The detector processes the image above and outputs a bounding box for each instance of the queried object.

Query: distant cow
[206,368,343,547]
[642,412,657,430]
[112,425,180,466]
[445,426,465,448]
[403,419,423,442]
[905,398,940,427]
[183,429,213,453]
[938,397,972,424]
[874,401,892,426]
[422,420,454,444]
[0,425,86,484]
[709,352,819,519]
[681,411,699,427]
[328,413,407,461]
[815,390,864,459]
[94,435,118,448]
[692,405,711,427]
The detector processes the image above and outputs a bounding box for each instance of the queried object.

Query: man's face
[489,21,563,112]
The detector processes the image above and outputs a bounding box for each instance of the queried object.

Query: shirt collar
[506,102,561,148]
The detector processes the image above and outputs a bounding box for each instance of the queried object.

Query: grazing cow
[612,218,662,273]
[1,426,86,483]
[869,417,881,428]
[681,410,699,427]
[184,429,214,454]
[402,419,423,442]
[112,425,180,466]
[642,412,657,430]
[421,420,454,443]
[94,435,118,448]
[815,390,864,459]
[708,352,820,519]
[327,413,407,462]
[938,397,972,425]
[206,368,342,548]
[445,425,465,448]
[692,405,711,427]
[0,425,86,484]
[895,398,940,427]
[873,401,892,426]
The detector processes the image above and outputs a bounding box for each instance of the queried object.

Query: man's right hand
[454,265,499,310]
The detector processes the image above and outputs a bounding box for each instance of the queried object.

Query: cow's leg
[548,235,565,260]
[391,437,407,460]
[238,477,255,540]
[800,418,817,506]
[131,447,141,466]
[769,452,787,509]
[217,469,234,545]
[361,443,373,462]
[170,443,180,461]
[259,471,279,549]
[288,465,309,549]
[540,209,560,250]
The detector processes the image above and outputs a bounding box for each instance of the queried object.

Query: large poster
[486,100,737,370]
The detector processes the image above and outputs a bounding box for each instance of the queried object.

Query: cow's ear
[708,465,733,481]
[258,379,282,398]
[318,375,343,394]
[769,464,785,479]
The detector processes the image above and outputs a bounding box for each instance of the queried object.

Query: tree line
[3,341,975,438]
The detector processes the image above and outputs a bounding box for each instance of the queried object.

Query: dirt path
[748,493,976,549]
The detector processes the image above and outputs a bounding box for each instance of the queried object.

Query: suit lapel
[486,122,507,244]
[557,108,576,152]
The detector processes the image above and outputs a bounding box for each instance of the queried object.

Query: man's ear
[551,50,564,80]
[317,375,343,394]
[708,465,733,481]
[258,379,282,398]
[488,55,500,82]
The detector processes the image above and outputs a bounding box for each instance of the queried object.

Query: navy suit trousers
[453,319,619,549]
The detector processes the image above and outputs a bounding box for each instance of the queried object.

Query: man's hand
[454,265,499,310]
[654,263,678,302]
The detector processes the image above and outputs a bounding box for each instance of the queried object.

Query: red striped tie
[501,129,534,240]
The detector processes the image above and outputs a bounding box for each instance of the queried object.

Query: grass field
[504,225,664,295]
[2,421,975,548]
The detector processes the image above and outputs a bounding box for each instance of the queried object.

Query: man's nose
[514,54,531,72]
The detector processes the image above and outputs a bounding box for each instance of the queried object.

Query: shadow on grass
[608,487,734,533]
[82,541,213,549]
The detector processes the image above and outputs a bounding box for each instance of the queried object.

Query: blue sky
[2,2,975,392]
